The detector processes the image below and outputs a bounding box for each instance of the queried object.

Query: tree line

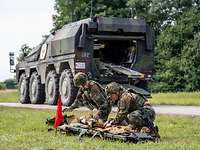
[0,79,17,90]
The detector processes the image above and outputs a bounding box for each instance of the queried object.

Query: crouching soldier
[63,72,111,122]
[105,82,160,138]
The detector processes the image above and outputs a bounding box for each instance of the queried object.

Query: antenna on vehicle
[90,0,93,18]
[130,8,133,18]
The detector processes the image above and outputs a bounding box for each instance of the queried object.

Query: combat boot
[150,125,160,139]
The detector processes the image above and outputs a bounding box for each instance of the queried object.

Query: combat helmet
[73,72,88,87]
[105,82,123,96]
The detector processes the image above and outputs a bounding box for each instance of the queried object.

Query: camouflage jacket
[114,90,151,124]
[70,80,111,120]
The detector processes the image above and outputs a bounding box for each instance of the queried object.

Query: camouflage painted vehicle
[13,16,155,106]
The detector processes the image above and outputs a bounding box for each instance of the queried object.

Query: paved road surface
[0,103,200,117]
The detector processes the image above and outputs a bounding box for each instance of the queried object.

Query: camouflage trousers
[127,106,155,129]
[95,104,112,122]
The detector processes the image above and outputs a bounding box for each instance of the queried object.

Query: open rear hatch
[92,36,145,81]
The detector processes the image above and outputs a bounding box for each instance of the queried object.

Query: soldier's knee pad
[144,106,156,121]
[127,112,143,127]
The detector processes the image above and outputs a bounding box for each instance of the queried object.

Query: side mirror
[9,52,16,73]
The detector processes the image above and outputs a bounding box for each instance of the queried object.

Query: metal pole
[130,8,133,18]
[90,0,93,18]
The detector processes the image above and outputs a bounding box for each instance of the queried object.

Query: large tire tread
[18,73,30,104]
[59,69,78,106]
[29,72,45,104]
[45,70,59,105]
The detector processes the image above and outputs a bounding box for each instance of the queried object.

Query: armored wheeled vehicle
[13,16,155,106]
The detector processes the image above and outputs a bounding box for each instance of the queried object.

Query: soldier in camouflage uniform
[63,72,111,122]
[105,82,159,137]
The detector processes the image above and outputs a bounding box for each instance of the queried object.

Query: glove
[62,107,73,112]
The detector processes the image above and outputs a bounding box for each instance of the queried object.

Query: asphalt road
[0,102,200,117]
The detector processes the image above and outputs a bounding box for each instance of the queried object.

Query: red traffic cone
[54,96,64,128]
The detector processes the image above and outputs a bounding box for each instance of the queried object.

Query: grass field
[0,107,200,150]
[1,89,200,106]
[0,89,18,102]
[152,92,200,106]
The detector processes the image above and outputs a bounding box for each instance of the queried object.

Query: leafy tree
[53,0,199,33]
[0,82,6,90]
[4,78,17,89]
[153,9,200,92]
[53,0,83,30]
[181,33,200,91]
[127,0,199,35]
[53,0,200,33]
[52,0,129,31]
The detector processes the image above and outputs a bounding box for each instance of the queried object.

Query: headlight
[75,62,86,69]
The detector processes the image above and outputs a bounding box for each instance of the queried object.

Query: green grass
[0,89,18,102]
[0,107,200,150]
[0,90,200,106]
[151,92,200,106]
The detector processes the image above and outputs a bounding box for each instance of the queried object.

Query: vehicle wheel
[59,69,78,106]
[18,73,30,103]
[29,72,45,104]
[45,70,59,105]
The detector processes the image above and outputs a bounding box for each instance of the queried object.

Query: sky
[0,0,55,81]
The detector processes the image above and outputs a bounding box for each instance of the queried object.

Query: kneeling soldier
[105,82,159,137]
[63,72,111,122]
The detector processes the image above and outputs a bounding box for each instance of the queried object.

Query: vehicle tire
[59,69,78,106]
[45,70,59,105]
[18,73,30,104]
[29,72,45,104]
